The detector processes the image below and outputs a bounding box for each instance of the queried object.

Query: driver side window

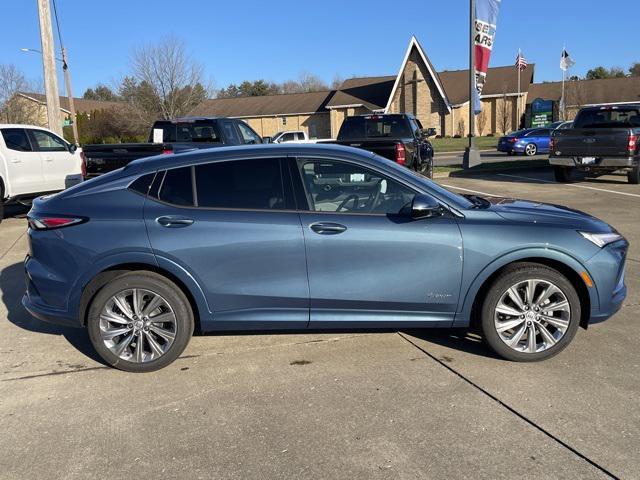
[298,160,415,215]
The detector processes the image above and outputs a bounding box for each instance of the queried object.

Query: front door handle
[310,222,347,235]
[44,156,54,162]
[156,216,194,228]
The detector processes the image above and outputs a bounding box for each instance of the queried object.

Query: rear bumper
[549,156,638,168]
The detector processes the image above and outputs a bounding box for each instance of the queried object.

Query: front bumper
[585,239,628,323]
[549,156,638,168]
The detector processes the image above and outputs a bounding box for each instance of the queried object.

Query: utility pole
[61,47,78,143]
[37,0,62,135]
[463,0,481,169]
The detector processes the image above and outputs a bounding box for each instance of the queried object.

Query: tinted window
[195,158,285,210]
[298,160,415,214]
[128,173,156,195]
[159,167,193,206]
[573,107,640,128]
[338,115,412,140]
[151,122,221,143]
[1,129,32,152]
[281,133,295,142]
[526,129,550,137]
[236,122,262,144]
[30,130,67,151]
[222,121,239,143]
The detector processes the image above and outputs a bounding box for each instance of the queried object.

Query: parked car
[331,114,435,178]
[550,104,640,184]
[497,127,552,156]
[0,124,83,205]
[23,144,627,372]
[82,117,264,178]
[270,130,312,143]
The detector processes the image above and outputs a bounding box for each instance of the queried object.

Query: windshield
[573,107,640,129]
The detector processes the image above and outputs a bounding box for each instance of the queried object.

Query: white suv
[0,125,83,203]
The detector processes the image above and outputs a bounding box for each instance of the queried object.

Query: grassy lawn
[431,136,498,152]
[433,158,549,175]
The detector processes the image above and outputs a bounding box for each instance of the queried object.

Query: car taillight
[395,143,406,165]
[510,137,518,143]
[628,132,636,154]
[28,215,86,230]
[80,151,87,178]
[162,148,173,155]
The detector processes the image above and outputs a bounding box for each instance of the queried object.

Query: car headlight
[579,231,623,248]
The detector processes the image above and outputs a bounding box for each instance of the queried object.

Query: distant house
[4,92,120,127]
[191,37,535,138]
[527,76,640,120]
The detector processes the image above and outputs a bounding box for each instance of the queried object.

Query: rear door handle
[156,216,194,228]
[310,222,347,235]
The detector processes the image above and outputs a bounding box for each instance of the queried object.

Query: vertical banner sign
[473,0,501,114]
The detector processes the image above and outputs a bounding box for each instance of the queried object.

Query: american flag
[515,52,528,71]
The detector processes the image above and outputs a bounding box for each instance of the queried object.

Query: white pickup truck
[0,125,83,206]
[270,130,317,143]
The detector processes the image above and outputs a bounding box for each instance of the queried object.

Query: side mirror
[411,194,443,219]
[262,136,272,144]
[68,143,78,154]
[423,128,437,138]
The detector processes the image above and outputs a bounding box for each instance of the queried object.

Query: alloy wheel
[493,279,571,353]
[525,143,537,156]
[99,288,177,363]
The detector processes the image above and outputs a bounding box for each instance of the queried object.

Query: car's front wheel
[87,271,194,372]
[480,263,580,362]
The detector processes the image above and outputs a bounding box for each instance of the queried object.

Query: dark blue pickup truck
[82,117,264,178]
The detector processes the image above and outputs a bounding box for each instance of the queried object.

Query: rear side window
[195,158,285,210]
[159,167,193,206]
[29,130,67,152]
[1,129,32,152]
[222,121,239,143]
[573,107,640,128]
[128,173,156,195]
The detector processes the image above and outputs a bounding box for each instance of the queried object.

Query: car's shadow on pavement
[0,262,106,365]
[2,203,30,220]
[401,328,501,360]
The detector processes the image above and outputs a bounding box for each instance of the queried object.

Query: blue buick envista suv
[23,144,628,372]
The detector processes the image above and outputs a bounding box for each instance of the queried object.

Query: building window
[282,117,287,126]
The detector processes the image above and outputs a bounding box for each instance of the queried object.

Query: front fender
[453,247,599,327]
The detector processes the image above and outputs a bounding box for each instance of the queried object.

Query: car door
[537,128,552,152]
[144,156,309,329]
[0,128,43,196]
[27,129,79,191]
[292,157,463,327]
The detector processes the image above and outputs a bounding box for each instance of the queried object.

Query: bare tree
[129,36,212,120]
[497,94,511,134]
[456,118,466,137]
[563,79,589,120]
[0,64,40,123]
[331,74,345,90]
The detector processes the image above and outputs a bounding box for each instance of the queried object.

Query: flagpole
[517,48,521,129]
[463,0,481,169]
[561,46,566,120]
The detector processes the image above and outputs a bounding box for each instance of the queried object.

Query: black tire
[553,166,573,183]
[480,263,581,362]
[418,156,433,179]
[524,143,537,156]
[87,271,194,372]
[508,151,516,156]
[628,165,640,184]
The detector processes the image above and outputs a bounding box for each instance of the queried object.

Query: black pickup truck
[82,117,264,178]
[550,104,640,184]
[331,114,436,178]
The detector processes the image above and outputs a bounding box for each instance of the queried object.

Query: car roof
[126,143,377,174]
[0,123,59,131]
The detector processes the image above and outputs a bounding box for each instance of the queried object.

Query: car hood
[486,197,613,232]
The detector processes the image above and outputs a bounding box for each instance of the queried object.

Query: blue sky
[1,0,637,96]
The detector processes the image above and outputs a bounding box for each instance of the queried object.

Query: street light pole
[61,47,78,144]
[463,0,481,169]
[37,0,62,135]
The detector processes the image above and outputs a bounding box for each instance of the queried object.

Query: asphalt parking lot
[1,168,638,479]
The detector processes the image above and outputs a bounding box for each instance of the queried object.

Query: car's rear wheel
[554,166,573,182]
[87,271,194,372]
[418,156,433,179]
[480,263,580,362]
[628,165,640,184]
[524,143,537,156]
